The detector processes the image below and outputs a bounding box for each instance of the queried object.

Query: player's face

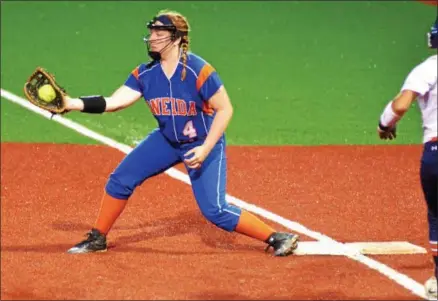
[148,21,172,52]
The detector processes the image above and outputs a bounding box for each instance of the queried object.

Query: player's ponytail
[158,10,190,81]
[180,36,189,81]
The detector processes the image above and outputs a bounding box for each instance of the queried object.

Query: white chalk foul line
[1,88,428,300]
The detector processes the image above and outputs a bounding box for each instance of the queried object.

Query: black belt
[178,136,206,145]
[164,134,207,146]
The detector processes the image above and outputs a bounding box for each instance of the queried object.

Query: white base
[293,241,427,256]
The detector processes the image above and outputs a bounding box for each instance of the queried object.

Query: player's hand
[184,145,209,169]
[377,124,397,140]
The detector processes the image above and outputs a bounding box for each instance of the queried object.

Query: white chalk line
[0,88,429,300]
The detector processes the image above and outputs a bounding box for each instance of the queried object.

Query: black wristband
[378,121,390,131]
[79,95,107,114]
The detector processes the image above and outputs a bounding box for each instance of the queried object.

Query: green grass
[1,1,435,145]
[1,98,97,144]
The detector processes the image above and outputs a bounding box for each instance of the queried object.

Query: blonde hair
[157,10,190,81]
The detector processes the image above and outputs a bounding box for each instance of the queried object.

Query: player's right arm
[64,65,144,113]
[64,85,142,113]
[377,55,437,139]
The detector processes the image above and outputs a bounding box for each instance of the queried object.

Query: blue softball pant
[420,139,438,274]
[105,128,241,231]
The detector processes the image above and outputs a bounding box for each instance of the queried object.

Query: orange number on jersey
[183,120,197,138]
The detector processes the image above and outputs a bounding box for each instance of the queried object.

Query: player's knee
[105,173,133,200]
[200,207,237,232]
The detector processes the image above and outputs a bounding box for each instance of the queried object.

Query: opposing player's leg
[67,129,181,254]
[420,140,438,299]
[182,139,299,256]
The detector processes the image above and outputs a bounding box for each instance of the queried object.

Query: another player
[377,17,437,299]
[63,10,299,256]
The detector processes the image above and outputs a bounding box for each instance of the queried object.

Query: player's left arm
[184,85,232,169]
[201,85,232,152]
[377,90,418,140]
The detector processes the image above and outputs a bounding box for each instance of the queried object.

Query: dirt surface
[1,143,434,300]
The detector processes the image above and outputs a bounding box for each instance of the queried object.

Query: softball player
[64,10,299,256]
[377,17,437,299]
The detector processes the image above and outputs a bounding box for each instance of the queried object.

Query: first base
[293,241,427,256]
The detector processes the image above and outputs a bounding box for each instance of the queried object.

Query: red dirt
[1,143,433,300]
[417,0,438,6]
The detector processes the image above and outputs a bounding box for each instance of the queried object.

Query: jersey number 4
[183,120,197,138]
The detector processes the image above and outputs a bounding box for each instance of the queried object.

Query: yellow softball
[38,84,56,102]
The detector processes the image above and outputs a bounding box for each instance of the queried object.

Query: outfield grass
[1,1,434,145]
